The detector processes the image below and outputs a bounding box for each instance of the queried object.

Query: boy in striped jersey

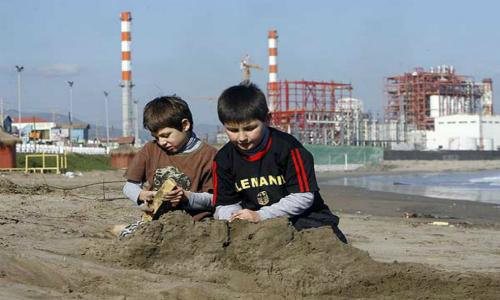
[213,82,347,243]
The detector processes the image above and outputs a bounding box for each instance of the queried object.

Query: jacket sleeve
[283,147,319,194]
[199,146,218,193]
[123,147,148,183]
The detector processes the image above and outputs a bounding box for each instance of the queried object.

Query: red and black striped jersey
[213,127,323,211]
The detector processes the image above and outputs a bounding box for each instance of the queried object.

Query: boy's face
[152,119,191,154]
[224,120,267,151]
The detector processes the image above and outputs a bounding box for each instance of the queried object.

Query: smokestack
[121,12,133,137]
[268,30,278,111]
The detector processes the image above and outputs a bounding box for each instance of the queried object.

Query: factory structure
[267,30,361,146]
[383,66,498,151]
[264,30,498,150]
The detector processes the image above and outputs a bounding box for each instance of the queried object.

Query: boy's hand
[139,191,157,204]
[140,202,154,214]
[229,209,262,223]
[164,187,189,208]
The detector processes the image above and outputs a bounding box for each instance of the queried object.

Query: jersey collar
[238,135,273,162]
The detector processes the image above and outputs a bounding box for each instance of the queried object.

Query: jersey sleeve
[283,147,319,193]
[212,153,240,206]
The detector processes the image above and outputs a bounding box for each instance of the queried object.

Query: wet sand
[0,163,499,299]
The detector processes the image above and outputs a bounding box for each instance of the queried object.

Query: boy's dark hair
[217,81,269,124]
[143,96,193,132]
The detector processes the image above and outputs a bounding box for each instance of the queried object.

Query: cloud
[38,64,81,77]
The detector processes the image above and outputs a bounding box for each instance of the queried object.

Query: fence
[384,150,500,161]
[305,145,384,171]
[16,144,107,155]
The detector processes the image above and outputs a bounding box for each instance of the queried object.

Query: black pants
[290,205,348,244]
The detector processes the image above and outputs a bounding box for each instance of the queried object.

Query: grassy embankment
[16,153,114,172]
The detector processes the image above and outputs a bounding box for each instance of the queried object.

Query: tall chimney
[268,30,278,112]
[121,12,133,137]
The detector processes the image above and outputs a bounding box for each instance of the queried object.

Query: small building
[12,117,54,141]
[0,115,13,134]
[110,144,138,168]
[117,136,135,146]
[99,136,134,149]
[426,115,500,150]
[52,123,90,143]
[0,132,21,168]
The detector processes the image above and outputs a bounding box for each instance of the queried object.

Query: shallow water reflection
[326,171,500,204]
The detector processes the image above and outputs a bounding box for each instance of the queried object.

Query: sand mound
[0,250,71,291]
[0,178,54,195]
[100,211,499,299]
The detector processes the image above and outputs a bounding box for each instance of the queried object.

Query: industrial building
[264,28,498,151]
[384,66,493,131]
[266,30,361,146]
[426,115,500,151]
[381,66,497,151]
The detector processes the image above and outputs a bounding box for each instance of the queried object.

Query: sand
[0,161,499,299]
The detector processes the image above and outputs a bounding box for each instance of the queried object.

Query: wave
[469,175,500,186]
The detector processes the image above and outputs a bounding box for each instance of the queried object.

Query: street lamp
[68,81,74,145]
[103,91,110,149]
[15,66,24,134]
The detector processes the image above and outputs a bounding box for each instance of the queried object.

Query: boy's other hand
[229,209,262,223]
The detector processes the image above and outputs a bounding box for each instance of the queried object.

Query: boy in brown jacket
[114,96,217,237]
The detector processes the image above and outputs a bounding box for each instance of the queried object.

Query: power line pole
[95,119,99,142]
[103,91,110,149]
[15,66,24,134]
[48,108,59,123]
[68,81,74,145]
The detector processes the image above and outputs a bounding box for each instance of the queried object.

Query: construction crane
[240,55,263,81]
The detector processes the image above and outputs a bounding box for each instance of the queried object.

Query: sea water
[324,170,500,204]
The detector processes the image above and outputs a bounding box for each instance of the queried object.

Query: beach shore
[0,160,499,298]
[316,160,500,273]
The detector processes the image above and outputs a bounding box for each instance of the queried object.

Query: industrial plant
[264,29,498,151]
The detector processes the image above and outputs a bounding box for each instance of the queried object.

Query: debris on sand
[98,211,500,300]
[0,178,55,195]
[0,178,25,194]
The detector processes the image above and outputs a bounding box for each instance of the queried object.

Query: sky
[1,0,500,132]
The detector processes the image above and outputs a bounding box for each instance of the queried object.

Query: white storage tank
[448,137,460,150]
[482,139,494,151]
[459,136,477,150]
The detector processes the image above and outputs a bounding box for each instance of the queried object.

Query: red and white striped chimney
[268,30,278,111]
[120,12,133,137]
[121,12,132,82]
